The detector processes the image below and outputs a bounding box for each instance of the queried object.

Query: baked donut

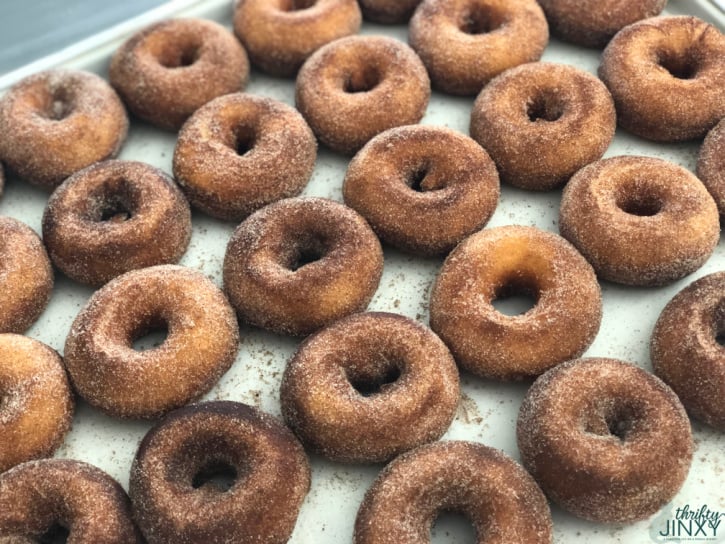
[697,118,725,220]
[0,70,128,189]
[559,156,719,286]
[359,0,422,23]
[517,358,693,523]
[130,401,310,544]
[173,93,317,221]
[599,16,725,141]
[295,35,430,155]
[110,18,249,130]
[223,197,383,336]
[651,272,725,430]
[0,217,53,334]
[409,0,549,95]
[429,225,601,380]
[354,441,553,544]
[0,459,142,543]
[343,125,499,255]
[43,160,192,287]
[64,265,240,419]
[233,0,361,76]
[0,334,73,474]
[469,62,616,191]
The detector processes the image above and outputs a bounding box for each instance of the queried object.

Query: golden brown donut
[295,35,430,155]
[0,217,53,334]
[651,272,725,430]
[559,156,719,286]
[223,197,383,336]
[0,334,73,474]
[429,225,601,380]
[354,441,553,544]
[42,160,191,287]
[173,93,317,221]
[64,265,240,419]
[359,0,422,23]
[0,70,128,189]
[130,401,310,544]
[233,0,361,76]
[599,16,725,141]
[409,0,549,95]
[697,118,725,220]
[517,358,693,523]
[110,18,249,130]
[469,62,616,191]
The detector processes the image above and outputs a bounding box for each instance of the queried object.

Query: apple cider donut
[698,118,725,220]
[359,0,422,23]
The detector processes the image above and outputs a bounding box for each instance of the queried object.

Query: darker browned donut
[697,118,725,221]
[359,0,422,23]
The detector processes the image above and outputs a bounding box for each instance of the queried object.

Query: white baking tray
[0,1,723,543]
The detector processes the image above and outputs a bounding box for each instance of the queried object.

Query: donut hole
[192,462,238,492]
[157,42,201,69]
[459,4,505,35]
[492,278,539,316]
[405,164,443,192]
[232,125,257,156]
[130,316,170,352]
[586,402,640,442]
[42,87,74,121]
[86,177,140,223]
[657,49,698,80]
[527,92,564,123]
[714,301,725,347]
[280,0,317,10]
[616,190,663,217]
[346,359,402,397]
[430,512,477,543]
[39,523,70,544]
[282,233,331,271]
[343,66,381,94]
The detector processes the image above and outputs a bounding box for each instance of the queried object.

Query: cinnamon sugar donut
[64,265,240,419]
[43,160,191,287]
[599,16,725,141]
[409,0,549,95]
[295,35,430,155]
[698,118,725,220]
[233,0,361,76]
[469,62,616,191]
[359,0,422,23]
[559,156,719,286]
[223,197,383,336]
[130,401,310,544]
[0,217,53,334]
[354,441,553,544]
[173,93,317,221]
[651,272,725,430]
[110,18,249,130]
[517,358,693,523]
[0,70,128,189]
[429,225,601,380]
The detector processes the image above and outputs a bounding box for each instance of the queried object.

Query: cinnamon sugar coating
[0,70,128,189]
[559,156,719,286]
[517,358,693,523]
[223,197,383,336]
[43,160,191,287]
[651,272,725,430]
[343,125,499,256]
[429,225,601,380]
[130,401,310,544]
[173,93,317,222]
[295,35,430,155]
[359,0,422,23]
[110,18,249,130]
[470,62,616,191]
[409,0,549,95]
[354,441,553,544]
[281,312,460,463]
[697,118,725,221]
[234,0,361,76]
[599,16,725,141]
[64,265,240,419]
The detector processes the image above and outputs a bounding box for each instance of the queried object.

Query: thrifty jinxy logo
[651,504,724,542]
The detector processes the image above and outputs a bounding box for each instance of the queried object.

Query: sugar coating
[697,118,725,220]
[359,0,421,24]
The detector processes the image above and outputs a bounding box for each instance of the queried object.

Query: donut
[358,0,422,23]
[281,312,459,463]
[223,197,383,336]
[559,156,719,286]
[110,18,249,130]
[354,441,553,544]
[130,401,310,544]
[0,459,142,543]
[42,160,192,287]
[0,334,73,474]
[295,35,430,155]
[409,0,549,95]
[599,16,725,141]
[64,265,240,419]
[233,0,361,76]
[173,93,317,221]
[0,70,128,189]
[651,272,725,430]
[429,225,601,380]
[0,217,53,334]
[343,125,500,256]
[517,358,693,523]
[697,118,725,220]
[469,62,616,191]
